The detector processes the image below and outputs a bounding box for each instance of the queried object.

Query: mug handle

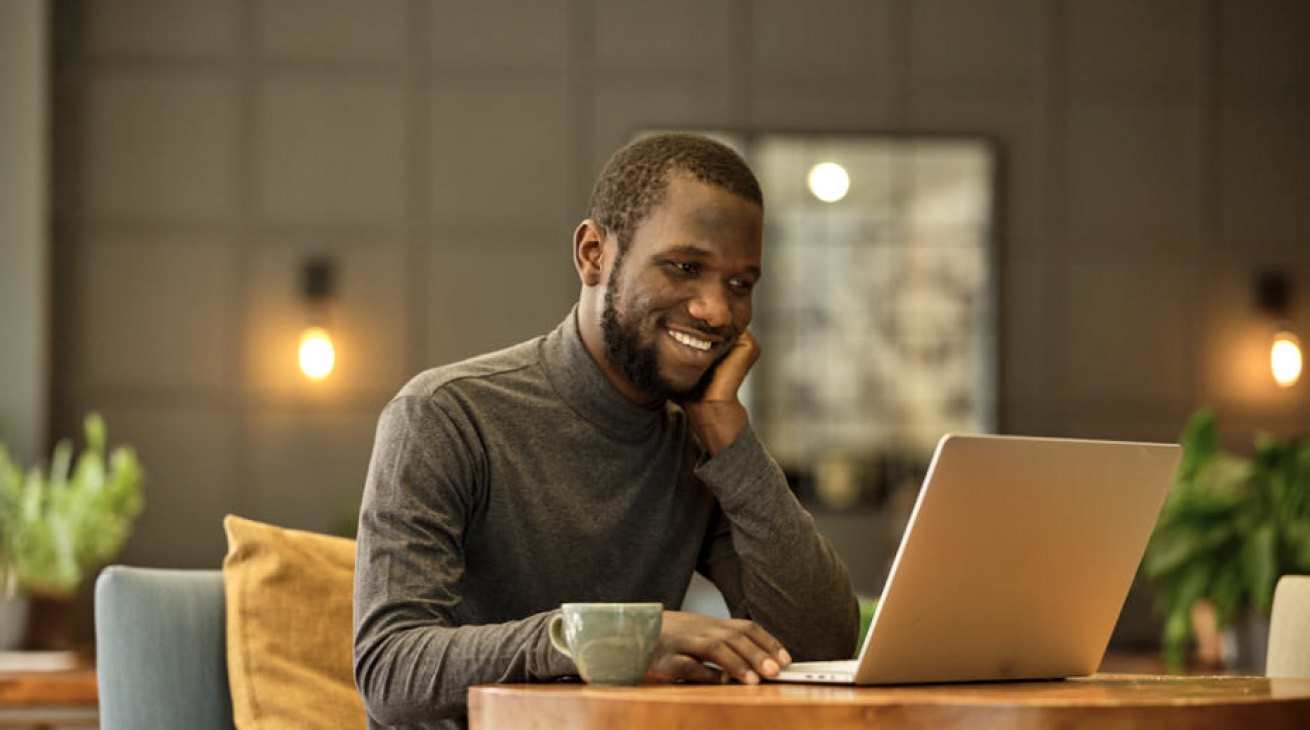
[548,613,572,657]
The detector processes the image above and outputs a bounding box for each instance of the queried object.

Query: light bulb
[807,162,850,203]
[299,326,335,381]
[1271,330,1302,388]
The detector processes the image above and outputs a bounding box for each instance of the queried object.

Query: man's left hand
[680,330,760,456]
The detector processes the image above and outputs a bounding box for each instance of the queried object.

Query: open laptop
[773,433,1182,685]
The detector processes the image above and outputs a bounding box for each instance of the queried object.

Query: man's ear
[573,219,607,287]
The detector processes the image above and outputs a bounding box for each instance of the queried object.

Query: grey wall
[43,0,1310,623]
[0,0,50,466]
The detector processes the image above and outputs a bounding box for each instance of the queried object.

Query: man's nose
[686,282,733,328]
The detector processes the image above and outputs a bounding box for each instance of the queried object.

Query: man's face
[600,173,763,402]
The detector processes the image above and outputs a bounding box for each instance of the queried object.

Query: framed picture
[650,130,1000,511]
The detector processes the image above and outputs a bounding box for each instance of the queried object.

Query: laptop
[773,433,1182,685]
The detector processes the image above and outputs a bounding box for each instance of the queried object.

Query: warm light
[1271,331,1302,388]
[807,162,850,203]
[299,326,335,380]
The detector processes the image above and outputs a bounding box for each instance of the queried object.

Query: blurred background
[2,0,1308,647]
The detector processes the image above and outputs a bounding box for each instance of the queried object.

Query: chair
[1266,574,1310,678]
[94,566,237,730]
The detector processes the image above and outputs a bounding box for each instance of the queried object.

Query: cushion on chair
[1267,574,1310,678]
[222,514,366,729]
[95,566,237,730]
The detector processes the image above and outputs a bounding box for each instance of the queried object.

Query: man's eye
[729,277,754,294]
[671,261,701,276]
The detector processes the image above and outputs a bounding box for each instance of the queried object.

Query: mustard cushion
[222,514,366,729]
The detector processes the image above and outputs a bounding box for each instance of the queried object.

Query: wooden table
[0,668,98,729]
[470,674,1310,730]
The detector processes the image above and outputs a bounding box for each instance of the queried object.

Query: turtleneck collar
[540,307,667,439]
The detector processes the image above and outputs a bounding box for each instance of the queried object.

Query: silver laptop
[774,433,1181,685]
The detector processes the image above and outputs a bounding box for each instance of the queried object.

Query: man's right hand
[644,611,792,685]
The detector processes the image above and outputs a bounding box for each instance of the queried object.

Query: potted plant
[1141,407,1310,671]
[0,413,144,649]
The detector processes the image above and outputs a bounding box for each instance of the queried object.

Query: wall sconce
[1255,270,1302,388]
[298,258,336,381]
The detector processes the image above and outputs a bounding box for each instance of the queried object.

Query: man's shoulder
[397,336,545,402]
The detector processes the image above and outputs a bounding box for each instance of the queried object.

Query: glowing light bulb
[807,162,850,203]
[299,326,335,381]
[1271,330,1302,388]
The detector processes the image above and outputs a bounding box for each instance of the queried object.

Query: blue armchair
[94,566,237,730]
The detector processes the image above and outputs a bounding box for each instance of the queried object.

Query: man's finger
[729,617,790,666]
[695,620,785,682]
[645,652,725,684]
[701,331,761,403]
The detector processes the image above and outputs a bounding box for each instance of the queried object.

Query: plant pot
[23,594,76,651]
[1220,609,1271,675]
[1189,599,1225,669]
[0,594,29,651]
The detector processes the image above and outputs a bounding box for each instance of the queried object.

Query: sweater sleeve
[353,395,574,727]
[693,427,860,662]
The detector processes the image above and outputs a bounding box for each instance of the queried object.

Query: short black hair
[587,133,763,252]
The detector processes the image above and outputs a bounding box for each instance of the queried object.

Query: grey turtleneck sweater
[353,309,858,730]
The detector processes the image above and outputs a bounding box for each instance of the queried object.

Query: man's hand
[680,331,761,456]
[644,610,791,685]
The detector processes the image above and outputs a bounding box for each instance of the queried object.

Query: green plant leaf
[1142,522,1234,578]
[1174,408,1215,485]
[1242,523,1278,616]
[1139,406,1310,665]
[1283,521,1310,573]
[1156,559,1213,669]
[1209,560,1246,626]
[1161,607,1191,673]
[0,413,144,597]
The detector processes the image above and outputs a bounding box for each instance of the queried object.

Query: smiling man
[354,133,858,730]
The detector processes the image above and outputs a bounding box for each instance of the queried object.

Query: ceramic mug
[548,602,663,685]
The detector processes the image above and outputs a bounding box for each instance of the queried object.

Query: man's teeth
[670,330,712,351]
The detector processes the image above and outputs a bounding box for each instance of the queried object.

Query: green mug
[548,602,663,685]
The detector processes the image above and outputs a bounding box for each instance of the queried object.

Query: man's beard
[600,264,719,403]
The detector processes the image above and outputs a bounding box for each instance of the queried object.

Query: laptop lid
[849,433,1181,685]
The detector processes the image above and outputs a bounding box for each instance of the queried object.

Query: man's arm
[680,331,860,662]
[695,428,861,662]
[353,396,572,725]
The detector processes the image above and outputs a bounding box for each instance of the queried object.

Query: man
[354,133,858,729]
